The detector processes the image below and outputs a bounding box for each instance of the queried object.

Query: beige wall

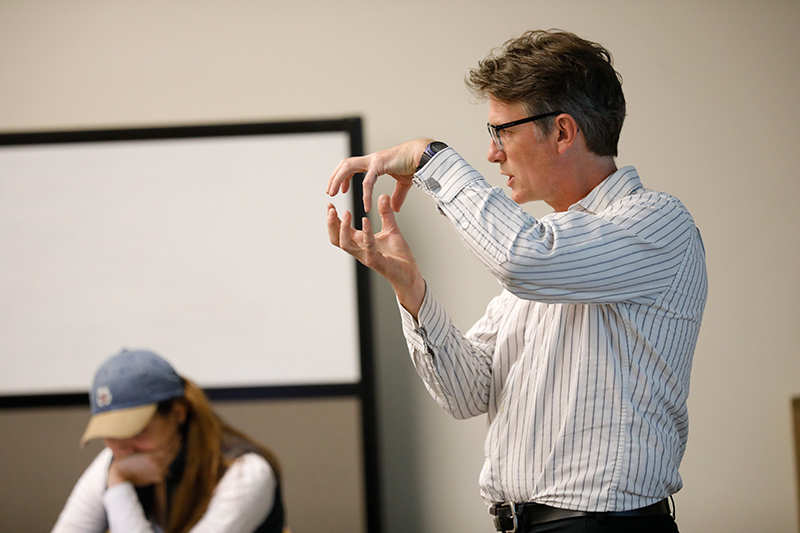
[1,1,799,532]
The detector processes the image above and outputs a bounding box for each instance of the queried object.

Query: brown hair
[160,379,281,533]
[466,29,626,157]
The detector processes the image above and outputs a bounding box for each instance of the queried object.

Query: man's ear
[554,114,580,154]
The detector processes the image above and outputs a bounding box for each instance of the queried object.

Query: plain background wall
[1,1,799,532]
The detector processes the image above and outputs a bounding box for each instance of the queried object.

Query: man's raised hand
[327,194,425,317]
[326,138,431,213]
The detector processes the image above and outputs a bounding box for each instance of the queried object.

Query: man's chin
[508,189,528,205]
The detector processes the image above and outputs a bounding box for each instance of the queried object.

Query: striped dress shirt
[399,148,708,512]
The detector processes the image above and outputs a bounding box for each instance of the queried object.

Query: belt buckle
[491,502,519,533]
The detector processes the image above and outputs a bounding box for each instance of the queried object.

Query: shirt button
[461,220,469,229]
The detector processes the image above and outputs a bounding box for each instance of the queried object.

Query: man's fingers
[377,194,399,232]
[362,215,374,252]
[328,173,351,198]
[328,156,369,198]
[329,205,382,270]
[327,204,341,246]
[339,210,354,251]
[390,182,412,212]
[326,159,347,196]
[361,170,379,213]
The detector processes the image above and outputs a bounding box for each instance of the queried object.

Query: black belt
[490,499,671,532]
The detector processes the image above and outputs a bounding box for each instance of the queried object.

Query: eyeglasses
[487,111,564,151]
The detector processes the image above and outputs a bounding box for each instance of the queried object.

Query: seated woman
[52,349,285,533]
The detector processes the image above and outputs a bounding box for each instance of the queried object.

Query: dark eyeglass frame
[487,110,564,150]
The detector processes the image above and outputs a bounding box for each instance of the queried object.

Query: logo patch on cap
[96,386,113,408]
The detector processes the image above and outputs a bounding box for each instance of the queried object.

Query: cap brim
[80,403,157,446]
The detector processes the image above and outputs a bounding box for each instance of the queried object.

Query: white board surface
[0,127,361,395]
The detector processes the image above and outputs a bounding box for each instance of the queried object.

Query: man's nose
[487,140,505,163]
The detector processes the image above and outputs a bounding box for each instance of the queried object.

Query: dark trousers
[520,514,679,533]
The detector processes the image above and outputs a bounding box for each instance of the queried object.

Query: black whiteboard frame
[0,117,381,533]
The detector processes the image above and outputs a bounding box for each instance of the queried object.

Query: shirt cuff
[413,147,487,203]
[103,481,137,505]
[398,282,451,355]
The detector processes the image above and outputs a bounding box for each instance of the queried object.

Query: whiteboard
[0,121,365,397]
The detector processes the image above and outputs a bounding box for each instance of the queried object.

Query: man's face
[487,98,561,207]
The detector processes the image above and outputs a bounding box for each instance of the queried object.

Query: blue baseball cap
[81,349,184,445]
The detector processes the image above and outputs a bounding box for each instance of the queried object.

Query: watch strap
[416,141,448,172]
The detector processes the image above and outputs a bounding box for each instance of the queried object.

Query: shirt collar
[568,166,643,215]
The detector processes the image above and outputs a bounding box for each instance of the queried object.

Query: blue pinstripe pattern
[399,149,707,512]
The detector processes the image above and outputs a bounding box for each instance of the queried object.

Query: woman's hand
[107,432,182,487]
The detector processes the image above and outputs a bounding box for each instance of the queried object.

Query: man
[327,30,707,533]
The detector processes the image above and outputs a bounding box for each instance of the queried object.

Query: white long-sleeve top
[400,148,707,512]
[52,448,277,533]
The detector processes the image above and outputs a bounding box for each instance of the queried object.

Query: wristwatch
[416,141,448,172]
